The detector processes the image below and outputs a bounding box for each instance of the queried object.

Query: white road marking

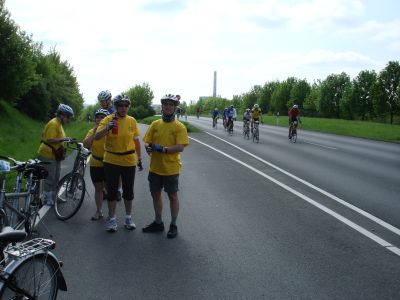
[303,141,337,150]
[205,131,400,237]
[190,136,400,257]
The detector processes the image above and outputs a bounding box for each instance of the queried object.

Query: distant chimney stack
[213,71,217,97]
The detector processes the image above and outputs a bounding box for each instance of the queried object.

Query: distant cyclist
[212,108,219,127]
[98,90,115,114]
[288,104,301,138]
[251,104,263,133]
[222,107,229,129]
[227,105,237,130]
[243,108,251,126]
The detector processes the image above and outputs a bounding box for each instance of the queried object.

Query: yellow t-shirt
[251,108,262,119]
[37,118,65,159]
[143,119,189,176]
[97,114,140,167]
[85,128,105,167]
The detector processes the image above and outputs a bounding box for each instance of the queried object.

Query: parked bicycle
[289,120,298,143]
[0,225,67,299]
[54,139,90,221]
[252,120,260,143]
[0,156,49,235]
[243,121,250,139]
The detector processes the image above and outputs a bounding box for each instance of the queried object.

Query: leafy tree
[318,72,350,118]
[271,77,296,115]
[17,49,84,120]
[342,70,376,120]
[259,81,279,114]
[124,82,155,119]
[373,61,400,124]
[289,79,311,109]
[0,0,36,102]
[242,85,261,111]
[303,81,320,116]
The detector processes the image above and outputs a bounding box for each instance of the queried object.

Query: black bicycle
[252,120,260,143]
[54,139,90,221]
[289,120,298,143]
[0,156,48,235]
[0,225,67,299]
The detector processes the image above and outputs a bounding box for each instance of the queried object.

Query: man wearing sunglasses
[95,95,143,232]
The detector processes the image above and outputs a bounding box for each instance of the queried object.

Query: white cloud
[4,0,399,105]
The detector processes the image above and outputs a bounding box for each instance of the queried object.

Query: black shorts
[148,172,179,193]
[103,163,136,201]
[90,166,106,184]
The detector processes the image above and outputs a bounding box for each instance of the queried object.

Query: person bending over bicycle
[227,105,237,130]
[288,104,301,138]
[251,103,263,133]
[83,108,109,221]
[212,108,219,127]
[37,104,74,206]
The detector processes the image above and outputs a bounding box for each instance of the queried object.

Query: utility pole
[213,71,217,97]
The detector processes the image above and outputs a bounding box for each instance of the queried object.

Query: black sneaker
[142,221,164,233]
[167,224,178,239]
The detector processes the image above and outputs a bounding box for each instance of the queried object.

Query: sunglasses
[117,104,129,108]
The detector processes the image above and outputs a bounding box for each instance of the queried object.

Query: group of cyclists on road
[210,103,301,140]
[38,91,189,239]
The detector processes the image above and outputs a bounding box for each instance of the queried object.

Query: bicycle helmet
[254,104,259,108]
[293,104,298,109]
[113,94,131,106]
[94,108,110,118]
[98,90,112,102]
[246,108,250,112]
[230,105,234,108]
[57,104,74,117]
[161,94,180,105]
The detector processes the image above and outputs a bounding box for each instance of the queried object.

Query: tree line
[1,1,155,122]
[187,62,400,124]
[0,0,84,121]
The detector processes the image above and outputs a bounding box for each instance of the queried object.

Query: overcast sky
[5,0,400,105]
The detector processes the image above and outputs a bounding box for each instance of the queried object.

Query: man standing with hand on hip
[142,94,189,239]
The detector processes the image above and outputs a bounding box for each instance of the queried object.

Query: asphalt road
[36,120,400,300]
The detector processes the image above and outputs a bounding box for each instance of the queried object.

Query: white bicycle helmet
[98,90,112,102]
[161,94,180,105]
[293,104,298,109]
[57,104,74,117]
[254,104,259,108]
[94,108,110,117]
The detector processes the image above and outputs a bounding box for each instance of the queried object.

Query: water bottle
[112,116,119,134]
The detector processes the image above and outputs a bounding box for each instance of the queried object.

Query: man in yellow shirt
[142,94,189,239]
[37,104,74,206]
[95,95,142,232]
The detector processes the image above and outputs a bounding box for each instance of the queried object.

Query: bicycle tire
[253,129,259,143]
[0,253,58,299]
[291,132,297,143]
[55,173,85,221]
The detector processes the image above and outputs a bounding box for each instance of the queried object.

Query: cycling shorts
[90,166,106,184]
[148,172,179,193]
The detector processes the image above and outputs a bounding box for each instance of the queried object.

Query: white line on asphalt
[190,136,400,257]
[205,131,400,237]
[303,141,337,150]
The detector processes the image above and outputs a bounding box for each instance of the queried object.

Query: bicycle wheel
[253,128,259,143]
[291,130,297,143]
[55,173,85,221]
[0,254,58,299]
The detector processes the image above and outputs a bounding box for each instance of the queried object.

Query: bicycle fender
[46,251,68,291]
